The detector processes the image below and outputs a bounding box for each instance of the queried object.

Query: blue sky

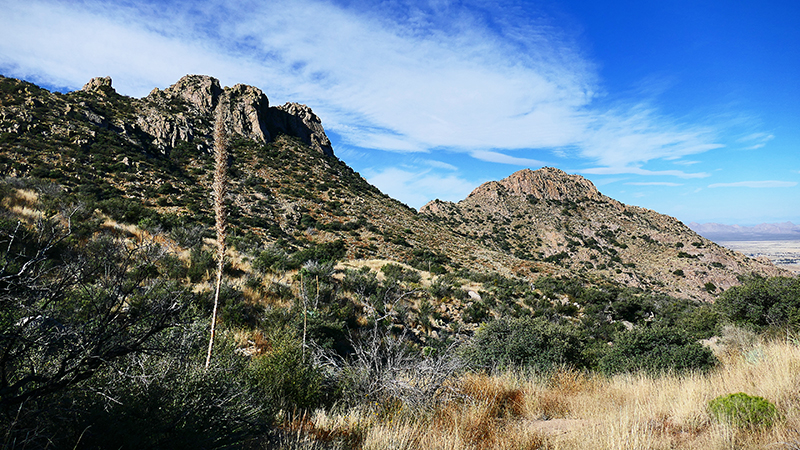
[1,0,798,225]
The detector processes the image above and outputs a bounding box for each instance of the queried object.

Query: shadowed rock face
[267,102,334,156]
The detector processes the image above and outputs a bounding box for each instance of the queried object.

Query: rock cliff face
[471,167,603,202]
[422,168,788,301]
[81,75,333,155]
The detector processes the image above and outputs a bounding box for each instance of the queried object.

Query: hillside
[421,167,787,300]
[3,73,800,448]
[0,73,787,307]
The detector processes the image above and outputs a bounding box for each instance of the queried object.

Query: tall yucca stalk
[205,105,228,369]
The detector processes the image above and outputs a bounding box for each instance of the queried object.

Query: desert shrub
[187,245,215,282]
[169,224,207,248]
[158,253,188,279]
[246,329,332,412]
[218,283,264,328]
[708,392,779,429]
[463,301,490,324]
[463,317,586,372]
[298,261,338,305]
[409,248,450,274]
[253,244,292,273]
[381,263,421,284]
[429,273,466,300]
[66,347,268,449]
[331,327,463,409]
[342,267,380,299]
[290,239,346,265]
[715,275,800,332]
[98,196,160,225]
[598,326,717,375]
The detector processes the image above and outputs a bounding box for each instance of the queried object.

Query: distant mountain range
[689,222,800,241]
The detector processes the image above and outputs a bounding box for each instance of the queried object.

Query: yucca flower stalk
[205,104,228,369]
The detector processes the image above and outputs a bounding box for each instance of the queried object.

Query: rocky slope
[421,167,788,301]
[0,74,788,306]
[0,74,525,278]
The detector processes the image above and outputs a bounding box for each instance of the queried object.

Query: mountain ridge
[0,74,790,306]
[422,167,788,300]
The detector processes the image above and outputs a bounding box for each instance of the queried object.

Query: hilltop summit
[422,167,787,301]
[471,167,603,202]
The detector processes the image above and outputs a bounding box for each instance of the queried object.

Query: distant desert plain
[717,240,800,274]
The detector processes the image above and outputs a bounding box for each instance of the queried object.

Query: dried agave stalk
[205,105,228,369]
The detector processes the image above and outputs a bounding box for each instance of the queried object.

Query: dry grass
[282,338,800,450]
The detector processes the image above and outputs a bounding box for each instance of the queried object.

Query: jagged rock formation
[422,167,788,301]
[0,73,523,282]
[140,75,332,154]
[267,102,333,156]
[82,76,114,94]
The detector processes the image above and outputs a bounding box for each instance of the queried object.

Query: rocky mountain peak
[156,74,224,111]
[135,75,332,155]
[81,76,115,95]
[466,167,602,203]
[267,102,334,156]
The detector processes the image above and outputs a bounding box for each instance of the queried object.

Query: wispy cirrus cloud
[738,132,775,150]
[709,181,798,188]
[469,150,547,167]
[626,182,683,186]
[0,0,734,177]
[580,166,710,179]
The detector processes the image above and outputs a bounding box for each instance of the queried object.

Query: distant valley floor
[717,240,800,274]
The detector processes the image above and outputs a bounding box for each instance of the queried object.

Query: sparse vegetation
[1,75,796,449]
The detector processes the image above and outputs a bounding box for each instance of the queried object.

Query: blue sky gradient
[0,0,797,225]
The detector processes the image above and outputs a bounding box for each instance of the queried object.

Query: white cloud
[625,182,683,186]
[708,181,798,188]
[0,0,736,177]
[469,150,546,167]
[580,166,710,179]
[364,167,478,208]
[423,160,459,171]
[577,104,724,168]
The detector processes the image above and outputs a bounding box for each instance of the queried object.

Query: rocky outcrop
[422,167,789,301]
[218,83,272,143]
[82,76,114,94]
[159,75,223,112]
[136,75,333,155]
[267,102,334,156]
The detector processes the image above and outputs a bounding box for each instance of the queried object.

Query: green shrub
[342,267,380,298]
[598,327,717,375]
[429,273,466,300]
[290,239,346,265]
[708,392,778,429]
[246,329,332,412]
[715,275,800,332]
[187,246,215,282]
[463,317,586,372]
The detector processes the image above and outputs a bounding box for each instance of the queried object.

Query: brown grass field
[275,330,800,449]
